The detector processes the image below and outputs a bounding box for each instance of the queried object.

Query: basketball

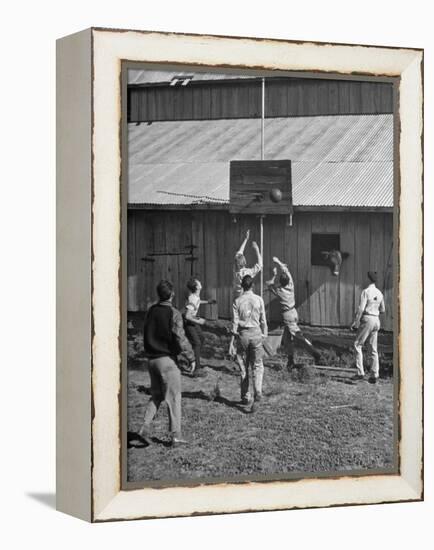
[269,188,283,203]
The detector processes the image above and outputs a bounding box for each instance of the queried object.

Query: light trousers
[142,356,182,438]
[354,316,380,377]
[236,327,265,401]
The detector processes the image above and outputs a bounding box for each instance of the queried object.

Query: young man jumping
[266,256,321,369]
[233,229,263,299]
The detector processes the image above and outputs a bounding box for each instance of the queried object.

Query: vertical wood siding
[127,210,394,331]
[128,80,393,122]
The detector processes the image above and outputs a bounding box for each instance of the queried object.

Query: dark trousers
[184,323,204,369]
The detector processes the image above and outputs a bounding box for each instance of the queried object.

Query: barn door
[130,211,198,312]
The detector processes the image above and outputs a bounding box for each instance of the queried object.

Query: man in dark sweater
[139,280,195,447]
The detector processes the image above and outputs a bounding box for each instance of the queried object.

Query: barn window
[311,233,340,266]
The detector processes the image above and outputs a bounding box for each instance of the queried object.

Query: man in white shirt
[229,275,268,408]
[351,271,386,383]
[233,229,263,299]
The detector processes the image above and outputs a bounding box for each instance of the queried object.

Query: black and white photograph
[124,66,397,485]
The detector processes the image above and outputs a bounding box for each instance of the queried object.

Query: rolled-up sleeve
[249,262,262,278]
[232,300,240,334]
[259,298,268,337]
[171,308,195,363]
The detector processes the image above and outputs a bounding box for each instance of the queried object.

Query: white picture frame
[56,27,423,522]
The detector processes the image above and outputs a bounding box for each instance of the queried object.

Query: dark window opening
[311,233,340,266]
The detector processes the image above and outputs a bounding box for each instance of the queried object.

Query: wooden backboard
[229,160,293,215]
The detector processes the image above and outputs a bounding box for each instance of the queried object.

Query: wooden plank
[318,79,329,115]
[296,213,311,324]
[215,213,227,317]
[383,213,394,331]
[339,213,356,327]
[211,85,222,118]
[267,216,286,323]
[349,81,362,114]
[248,82,261,118]
[266,80,288,118]
[201,85,211,119]
[310,213,341,326]
[369,213,385,289]
[203,211,219,314]
[181,86,194,120]
[328,80,339,114]
[128,79,395,122]
[158,87,174,120]
[164,214,179,309]
[129,89,139,121]
[306,81,319,115]
[287,81,300,116]
[134,211,146,310]
[338,81,351,114]
[353,213,371,318]
[361,82,375,114]
[380,83,394,113]
[127,212,137,311]
[147,88,157,121]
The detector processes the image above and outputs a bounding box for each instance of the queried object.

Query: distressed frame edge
[56,27,93,522]
[90,29,423,522]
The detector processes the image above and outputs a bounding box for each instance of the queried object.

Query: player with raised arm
[266,256,321,370]
[233,229,263,299]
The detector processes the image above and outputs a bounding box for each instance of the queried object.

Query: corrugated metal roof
[128,114,393,208]
[128,69,252,85]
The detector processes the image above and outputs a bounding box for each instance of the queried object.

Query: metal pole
[260,78,265,299]
[261,77,265,161]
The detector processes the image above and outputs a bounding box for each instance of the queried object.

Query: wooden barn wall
[128,79,393,122]
[127,210,394,331]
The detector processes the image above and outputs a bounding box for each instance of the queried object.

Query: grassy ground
[127,320,395,483]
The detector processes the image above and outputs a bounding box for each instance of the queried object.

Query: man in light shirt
[233,229,263,299]
[229,275,267,408]
[183,277,215,378]
[266,256,321,369]
[351,271,386,383]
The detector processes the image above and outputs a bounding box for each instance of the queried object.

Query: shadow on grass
[128,358,148,371]
[127,431,149,449]
[203,363,239,377]
[182,390,250,414]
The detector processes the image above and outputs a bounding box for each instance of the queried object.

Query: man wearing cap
[351,271,386,383]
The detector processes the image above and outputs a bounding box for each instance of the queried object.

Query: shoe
[254,394,262,402]
[138,426,152,446]
[192,369,206,378]
[170,437,189,448]
[368,376,378,384]
[352,374,365,381]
